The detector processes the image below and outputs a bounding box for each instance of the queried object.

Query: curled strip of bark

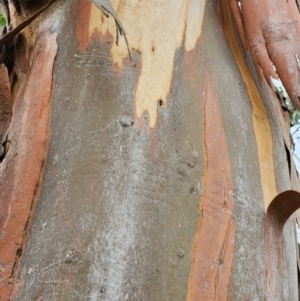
[0,29,57,299]
[228,0,300,109]
[265,190,300,300]
[227,0,247,51]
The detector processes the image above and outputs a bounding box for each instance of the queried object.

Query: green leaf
[0,13,7,28]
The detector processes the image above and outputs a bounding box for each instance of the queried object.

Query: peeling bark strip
[186,75,235,301]
[228,0,300,110]
[222,0,277,209]
[0,31,57,300]
[76,0,206,128]
[0,64,12,146]
[265,191,300,301]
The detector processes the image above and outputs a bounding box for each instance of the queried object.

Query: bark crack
[214,219,234,301]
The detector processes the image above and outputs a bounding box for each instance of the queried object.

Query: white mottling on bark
[88,137,146,301]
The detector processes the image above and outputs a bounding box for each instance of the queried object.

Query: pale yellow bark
[89,0,206,127]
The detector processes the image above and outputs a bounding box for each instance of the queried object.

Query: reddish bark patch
[75,0,116,56]
[0,65,12,145]
[216,0,227,48]
[228,0,300,109]
[75,0,119,75]
[227,0,247,51]
[0,30,57,300]
[184,34,203,96]
[265,190,300,300]
[76,0,92,51]
[187,74,235,300]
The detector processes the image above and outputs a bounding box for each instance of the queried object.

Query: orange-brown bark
[76,0,93,51]
[187,74,235,301]
[0,31,57,300]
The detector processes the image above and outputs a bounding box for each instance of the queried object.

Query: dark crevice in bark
[19,0,47,10]
[284,142,292,178]
[295,0,300,12]
[12,0,21,14]
[0,137,10,162]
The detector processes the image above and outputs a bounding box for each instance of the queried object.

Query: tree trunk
[0,0,299,300]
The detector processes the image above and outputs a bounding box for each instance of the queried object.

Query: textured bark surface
[13,1,204,299]
[0,0,299,300]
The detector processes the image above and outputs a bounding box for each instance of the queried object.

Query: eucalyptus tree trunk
[1,0,300,300]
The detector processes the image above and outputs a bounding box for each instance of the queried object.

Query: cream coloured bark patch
[185,0,206,51]
[89,0,206,127]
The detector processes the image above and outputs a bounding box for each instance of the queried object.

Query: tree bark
[0,0,300,300]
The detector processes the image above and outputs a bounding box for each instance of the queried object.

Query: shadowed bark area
[0,64,12,151]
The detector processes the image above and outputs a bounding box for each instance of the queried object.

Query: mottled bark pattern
[0,0,299,300]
